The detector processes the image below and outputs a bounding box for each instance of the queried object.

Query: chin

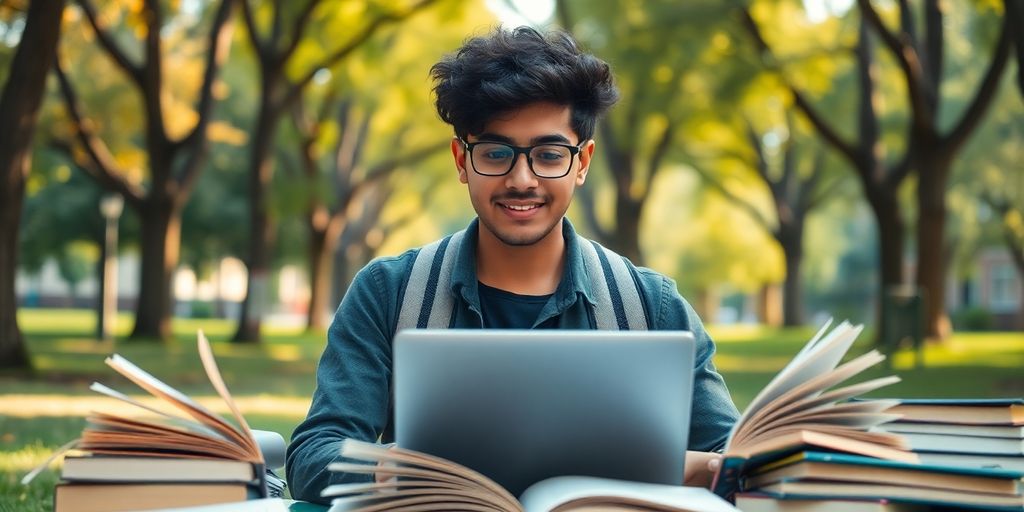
[484,218,560,247]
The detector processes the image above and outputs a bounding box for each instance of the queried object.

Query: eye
[534,146,569,161]
[476,144,513,161]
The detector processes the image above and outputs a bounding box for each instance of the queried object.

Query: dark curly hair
[430,26,619,142]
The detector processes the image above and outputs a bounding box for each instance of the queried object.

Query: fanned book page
[711,321,917,500]
[78,331,263,463]
[325,440,739,512]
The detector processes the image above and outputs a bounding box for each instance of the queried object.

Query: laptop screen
[393,329,695,496]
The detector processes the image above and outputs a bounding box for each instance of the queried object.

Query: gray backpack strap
[577,235,649,330]
[396,230,466,330]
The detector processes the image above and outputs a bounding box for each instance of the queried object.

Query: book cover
[875,421,1024,439]
[735,493,931,512]
[742,451,1024,495]
[53,481,262,512]
[754,480,1024,510]
[884,398,1024,425]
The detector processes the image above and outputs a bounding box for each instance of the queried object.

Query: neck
[476,220,565,296]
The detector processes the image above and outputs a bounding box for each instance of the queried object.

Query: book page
[728,322,863,446]
[518,477,738,512]
[196,330,260,460]
[738,375,901,441]
[741,322,862,420]
[339,440,520,511]
[730,351,893,446]
[104,353,249,454]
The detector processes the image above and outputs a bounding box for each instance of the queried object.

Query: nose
[504,152,538,189]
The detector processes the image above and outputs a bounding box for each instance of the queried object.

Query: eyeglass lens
[471,143,574,177]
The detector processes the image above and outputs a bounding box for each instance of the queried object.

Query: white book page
[196,330,260,460]
[518,477,739,512]
[729,322,863,446]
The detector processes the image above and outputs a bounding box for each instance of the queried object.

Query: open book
[24,331,269,511]
[323,440,739,512]
[711,321,918,499]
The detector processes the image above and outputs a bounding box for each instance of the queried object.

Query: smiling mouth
[500,203,543,211]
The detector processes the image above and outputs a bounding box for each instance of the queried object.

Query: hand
[682,450,722,489]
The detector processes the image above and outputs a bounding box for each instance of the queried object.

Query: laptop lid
[393,329,695,496]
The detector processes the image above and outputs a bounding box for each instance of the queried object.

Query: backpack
[395,228,649,330]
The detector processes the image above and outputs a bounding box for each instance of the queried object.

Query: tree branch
[279,0,321,62]
[641,120,675,203]
[75,0,143,85]
[945,12,1012,154]
[53,58,146,206]
[280,0,439,109]
[857,0,934,129]
[689,161,773,232]
[738,6,859,164]
[178,0,236,150]
[240,0,267,59]
[1008,0,1024,98]
[922,0,943,111]
[361,140,447,186]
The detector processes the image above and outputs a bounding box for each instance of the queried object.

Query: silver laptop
[393,329,695,496]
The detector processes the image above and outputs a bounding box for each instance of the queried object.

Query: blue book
[741,451,1024,511]
[744,451,1024,495]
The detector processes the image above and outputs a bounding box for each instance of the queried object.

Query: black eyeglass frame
[458,137,586,179]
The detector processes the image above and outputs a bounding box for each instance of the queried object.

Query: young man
[286,26,739,503]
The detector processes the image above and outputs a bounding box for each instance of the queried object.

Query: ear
[452,137,469,184]
[575,139,595,186]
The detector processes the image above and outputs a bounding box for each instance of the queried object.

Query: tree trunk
[613,197,644,265]
[130,200,182,341]
[233,100,278,343]
[915,152,954,340]
[0,0,66,370]
[306,221,330,331]
[866,187,906,344]
[778,224,804,327]
[306,208,346,331]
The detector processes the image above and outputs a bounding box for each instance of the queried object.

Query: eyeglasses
[459,138,584,179]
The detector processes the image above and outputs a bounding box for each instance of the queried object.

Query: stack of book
[733,450,1023,511]
[733,398,1024,511]
[876,398,1024,472]
[25,332,269,512]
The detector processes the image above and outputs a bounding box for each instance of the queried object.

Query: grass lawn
[2,309,1022,511]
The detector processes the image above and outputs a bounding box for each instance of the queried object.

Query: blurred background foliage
[1,0,1020,351]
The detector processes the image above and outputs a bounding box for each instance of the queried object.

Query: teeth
[505,204,540,211]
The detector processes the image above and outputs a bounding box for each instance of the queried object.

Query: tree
[232,0,439,342]
[556,0,740,265]
[0,0,65,370]
[740,5,922,341]
[289,91,446,330]
[856,0,1013,339]
[54,0,236,341]
[689,110,844,326]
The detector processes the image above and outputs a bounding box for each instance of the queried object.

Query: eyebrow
[475,133,575,145]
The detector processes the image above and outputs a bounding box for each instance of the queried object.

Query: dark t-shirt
[477,282,556,329]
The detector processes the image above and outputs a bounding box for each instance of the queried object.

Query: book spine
[253,462,268,499]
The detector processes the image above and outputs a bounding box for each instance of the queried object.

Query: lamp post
[97,194,124,342]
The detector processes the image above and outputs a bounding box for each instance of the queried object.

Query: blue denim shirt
[286,218,740,503]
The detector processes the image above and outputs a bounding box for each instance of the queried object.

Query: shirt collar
[449,217,598,310]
